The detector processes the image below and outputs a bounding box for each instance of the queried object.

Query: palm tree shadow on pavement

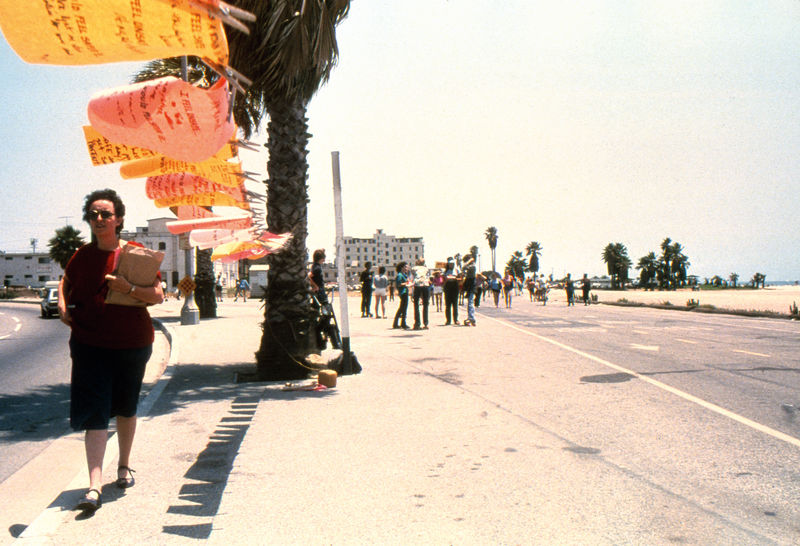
[158,364,336,539]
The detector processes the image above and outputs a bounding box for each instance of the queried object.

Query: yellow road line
[482,314,800,450]
[675,338,698,344]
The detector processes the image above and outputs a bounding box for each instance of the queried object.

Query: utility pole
[58,216,72,226]
[30,238,37,253]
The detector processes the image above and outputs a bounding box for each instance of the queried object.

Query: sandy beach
[572,285,800,315]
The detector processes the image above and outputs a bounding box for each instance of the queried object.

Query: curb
[13,319,177,543]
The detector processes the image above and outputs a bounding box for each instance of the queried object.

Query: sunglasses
[88,210,115,221]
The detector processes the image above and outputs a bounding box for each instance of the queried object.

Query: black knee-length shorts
[69,339,152,431]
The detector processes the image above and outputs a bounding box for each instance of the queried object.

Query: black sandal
[116,465,136,489]
[76,488,102,512]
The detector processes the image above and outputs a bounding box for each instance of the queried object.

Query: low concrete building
[1,252,63,288]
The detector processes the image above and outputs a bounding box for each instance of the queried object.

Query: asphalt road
[460,297,800,543]
[0,303,71,483]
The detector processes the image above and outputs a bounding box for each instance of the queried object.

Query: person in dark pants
[581,274,592,305]
[411,258,430,330]
[360,262,374,317]
[443,257,460,325]
[392,262,410,329]
[308,249,338,349]
[565,273,575,306]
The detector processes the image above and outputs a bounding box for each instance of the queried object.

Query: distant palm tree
[636,252,658,290]
[485,226,498,273]
[506,251,525,279]
[525,241,542,275]
[602,242,631,289]
[48,226,85,269]
[729,273,739,288]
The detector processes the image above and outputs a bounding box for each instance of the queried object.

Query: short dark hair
[395,261,406,272]
[364,261,372,269]
[83,188,125,234]
[378,266,386,274]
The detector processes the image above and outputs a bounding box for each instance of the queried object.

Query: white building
[1,253,63,288]
[342,229,424,281]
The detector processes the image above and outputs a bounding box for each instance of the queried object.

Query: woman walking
[502,269,515,308]
[58,189,164,513]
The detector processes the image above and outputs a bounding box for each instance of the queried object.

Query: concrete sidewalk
[10,295,765,544]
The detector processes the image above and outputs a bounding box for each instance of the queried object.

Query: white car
[40,287,59,318]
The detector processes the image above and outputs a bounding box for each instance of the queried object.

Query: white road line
[632,330,650,335]
[482,314,800,450]
[733,349,770,358]
[630,344,659,351]
[675,338,698,344]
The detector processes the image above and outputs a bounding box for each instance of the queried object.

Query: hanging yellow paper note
[0,0,228,66]
[82,126,159,166]
[84,126,236,167]
[154,194,249,209]
[145,173,245,201]
[120,156,242,186]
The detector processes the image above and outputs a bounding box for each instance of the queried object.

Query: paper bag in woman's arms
[105,244,164,307]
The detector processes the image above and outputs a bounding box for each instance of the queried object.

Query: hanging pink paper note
[88,76,235,163]
[167,215,252,235]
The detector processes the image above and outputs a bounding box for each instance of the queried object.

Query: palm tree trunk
[194,248,217,318]
[255,96,316,380]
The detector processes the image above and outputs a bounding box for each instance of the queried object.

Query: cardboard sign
[0,0,228,66]
[88,76,235,163]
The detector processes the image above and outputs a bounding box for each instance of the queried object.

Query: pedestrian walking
[233,278,250,302]
[431,269,444,312]
[215,274,223,302]
[58,188,165,513]
[503,269,515,308]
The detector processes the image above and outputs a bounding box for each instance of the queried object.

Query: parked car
[40,283,59,318]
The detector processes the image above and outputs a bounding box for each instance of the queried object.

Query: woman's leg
[85,429,107,493]
[116,415,137,478]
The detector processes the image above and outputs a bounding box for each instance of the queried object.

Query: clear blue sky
[1,1,798,282]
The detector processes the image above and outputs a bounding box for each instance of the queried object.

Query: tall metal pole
[179,56,200,325]
[331,152,351,374]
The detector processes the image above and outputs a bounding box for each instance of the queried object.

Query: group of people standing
[351,260,594,334]
[356,255,484,330]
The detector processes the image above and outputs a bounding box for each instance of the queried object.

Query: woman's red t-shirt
[64,242,155,349]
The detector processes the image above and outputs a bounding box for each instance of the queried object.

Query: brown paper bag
[105,244,165,307]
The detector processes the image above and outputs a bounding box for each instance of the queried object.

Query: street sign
[178,275,196,295]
